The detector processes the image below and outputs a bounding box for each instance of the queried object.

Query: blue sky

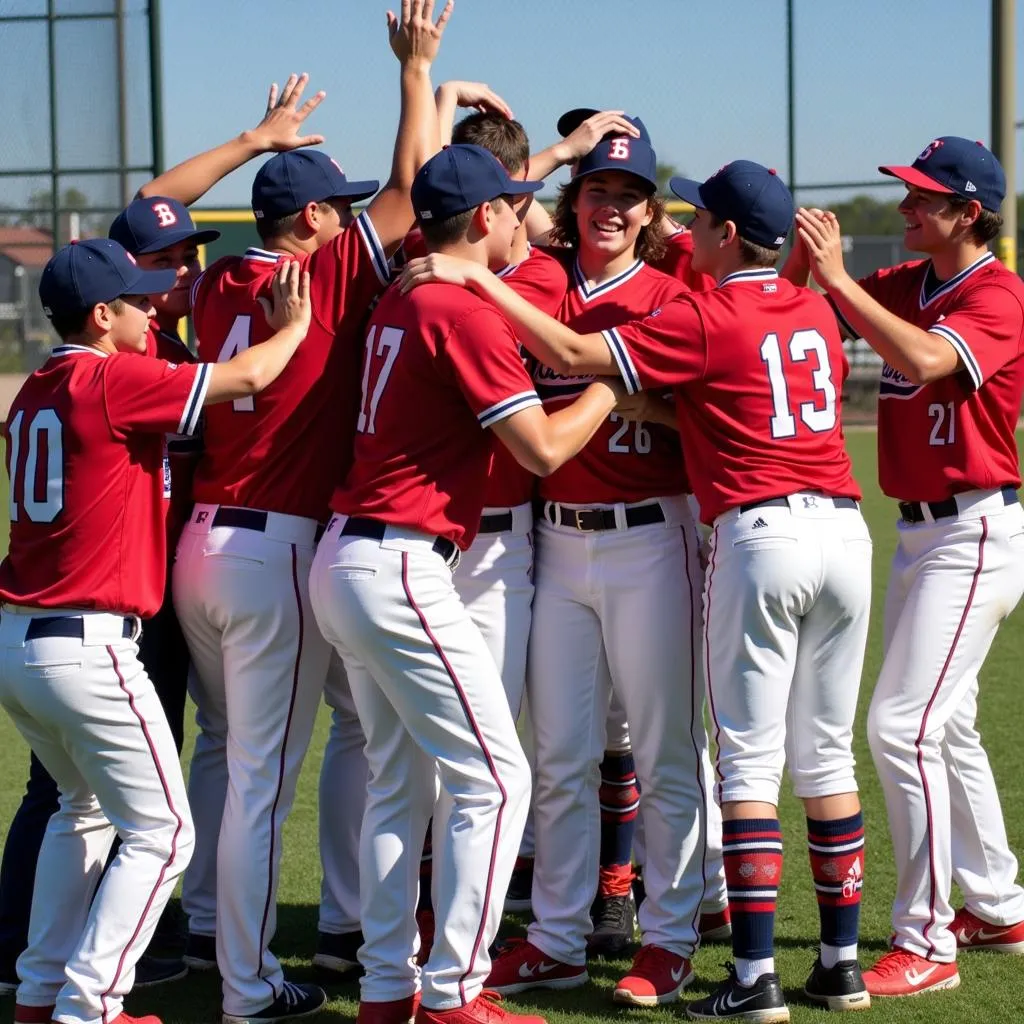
[1,0,1023,212]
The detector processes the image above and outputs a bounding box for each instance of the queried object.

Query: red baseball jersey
[332,282,541,549]
[651,227,716,292]
[841,252,1024,502]
[0,346,209,617]
[484,247,569,508]
[605,268,861,523]
[190,211,390,521]
[146,324,201,550]
[536,254,689,503]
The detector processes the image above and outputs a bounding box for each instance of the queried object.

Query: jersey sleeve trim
[356,211,391,287]
[478,390,542,429]
[178,363,211,436]
[189,269,206,311]
[601,328,642,395]
[929,324,982,389]
[826,294,858,338]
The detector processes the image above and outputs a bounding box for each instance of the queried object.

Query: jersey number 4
[7,408,63,523]
[357,325,404,434]
[760,329,837,438]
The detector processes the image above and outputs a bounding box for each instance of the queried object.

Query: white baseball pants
[310,516,530,1010]
[525,495,711,963]
[867,492,1024,962]
[173,505,329,1016]
[704,497,872,807]
[0,608,193,1024]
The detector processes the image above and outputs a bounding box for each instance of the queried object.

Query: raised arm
[138,73,326,204]
[435,80,513,145]
[797,208,960,384]
[365,0,454,252]
[401,254,616,375]
[204,261,311,403]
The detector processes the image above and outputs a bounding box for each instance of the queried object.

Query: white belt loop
[613,503,629,530]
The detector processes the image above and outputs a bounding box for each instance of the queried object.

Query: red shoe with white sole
[952,906,1024,954]
[483,939,586,995]
[613,945,693,1006]
[862,949,959,997]
[698,906,732,943]
[416,991,545,1024]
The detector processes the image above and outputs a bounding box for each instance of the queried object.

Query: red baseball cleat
[416,991,545,1024]
[614,944,693,1005]
[358,994,422,1024]
[952,906,1024,954]
[483,939,586,995]
[862,949,959,997]
[698,905,732,943]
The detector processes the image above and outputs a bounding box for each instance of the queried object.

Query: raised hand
[443,81,513,118]
[559,110,641,163]
[246,73,326,153]
[795,207,848,291]
[387,0,454,69]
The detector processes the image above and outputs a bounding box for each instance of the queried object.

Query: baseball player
[0,197,219,993]
[796,137,1024,998]
[142,11,452,1021]
[473,120,714,1008]
[309,143,626,1024]
[0,239,310,1024]
[398,101,573,961]
[400,159,874,1021]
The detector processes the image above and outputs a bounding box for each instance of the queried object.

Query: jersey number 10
[7,408,63,523]
[759,329,837,439]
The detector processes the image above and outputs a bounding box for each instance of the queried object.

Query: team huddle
[2,4,1024,1024]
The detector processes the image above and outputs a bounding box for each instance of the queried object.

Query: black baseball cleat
[587,893,636,957]
[686,964,790,1022]
[183,931,218,972]
[803,958,870,1012]
[312,929,362,976]
[503,858,534,914]
[222,981,327,1024]
[134,954,189,987]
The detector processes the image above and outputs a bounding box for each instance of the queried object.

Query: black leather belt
[478,511,515,534]
[544,501,665,532]
[739,496,860,514]
[18,615,135,641]
[341,516,459,565]
[213,506,325,543]
[898,485,1018,525]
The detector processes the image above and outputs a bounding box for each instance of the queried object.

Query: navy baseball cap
[39,238,178,319]
[574,118,658,190]
[411,144,544,223]
[556,108,652,144]
[108,196,221,255]
[880,136,1005,213]
[671,161,794,249]
[251,150,379,220]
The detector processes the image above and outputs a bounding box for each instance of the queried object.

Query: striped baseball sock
[723,817,783,986]
[807,812,864,968]
[598,750,640,896]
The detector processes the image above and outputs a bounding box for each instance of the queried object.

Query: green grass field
[1,431,1024,1022]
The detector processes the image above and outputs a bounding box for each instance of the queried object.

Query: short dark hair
[419,196,514,249]
[452,113,530,175]
[49,297,126,340]
[947,195,1003,245]
[255,199,337,243]
[549,177,667,263]
[707,214,781,268]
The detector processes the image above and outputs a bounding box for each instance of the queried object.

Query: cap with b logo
[108,196,221,255]
[38,238,178,319]
[411,144,544,223]
[573,115,658,190]
[556,108,653,144]
[251,150,380,221]
[670,160,794,249]
[879,136,1005,213]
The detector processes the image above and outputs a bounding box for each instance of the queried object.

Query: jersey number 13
[759,329,837,439]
